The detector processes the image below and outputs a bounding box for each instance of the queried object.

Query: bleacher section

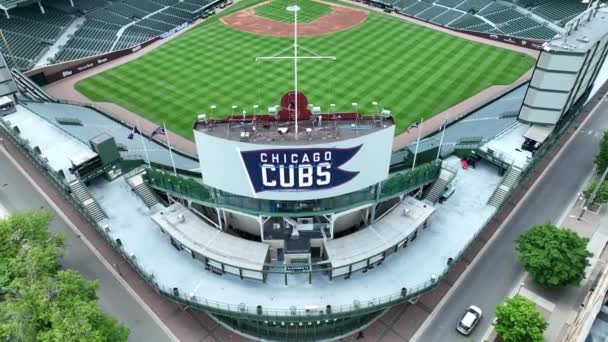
[51,0,214,64]
[390,0,560,40]
[0,0,216,70]
[506,0,592,26]
[0,7,74,70]
[430,9,464,25]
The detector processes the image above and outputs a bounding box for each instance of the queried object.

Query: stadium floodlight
[372,101,380,114]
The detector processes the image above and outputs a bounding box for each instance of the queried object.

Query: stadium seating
[416,5,447,21]
[0,6,74,69]
[430,9,464,25]
[456,0,493,13]
[401,1,432,16]
[530,0,587,25]
[389,0,560,41]
[51,0,213,64]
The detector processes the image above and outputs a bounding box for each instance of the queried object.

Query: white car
[456,305,482,336]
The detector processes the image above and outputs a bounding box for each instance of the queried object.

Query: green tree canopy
[0,211,129,342]
[583,180,608,204]
[495,295,547,342]
[516,223,592,287]
[595,131,608,173]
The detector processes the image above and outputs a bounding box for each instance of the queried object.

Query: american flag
[151,126,166,138]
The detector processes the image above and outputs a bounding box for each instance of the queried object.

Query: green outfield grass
[255,0,332,23]
[75,0,535,140]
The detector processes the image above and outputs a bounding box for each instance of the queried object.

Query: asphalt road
[0,150,172,342]
[417,94,608,342]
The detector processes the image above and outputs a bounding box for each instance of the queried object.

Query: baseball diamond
[1,0,607,342]
[74,0,535,139]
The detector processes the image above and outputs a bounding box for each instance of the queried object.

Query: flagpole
[136,119,151,167]
[436,120,446,162]
[163,122,177,176]
[294,1,299,140]
[411,118,423,170]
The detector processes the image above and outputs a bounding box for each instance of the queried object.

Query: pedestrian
[356,331,364,339]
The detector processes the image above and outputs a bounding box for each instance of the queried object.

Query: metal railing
[144,161,442,217]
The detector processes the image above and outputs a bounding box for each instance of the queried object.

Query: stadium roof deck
[22,102,199,171]
[544,6,608,54]
[481,122,532,169]
[151,202,269,271]
[195,112,395,145]
[2,106,97,181]
[324,197,435,269]
[87,156,501,311]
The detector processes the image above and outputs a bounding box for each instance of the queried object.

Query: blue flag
[127,126,141,140]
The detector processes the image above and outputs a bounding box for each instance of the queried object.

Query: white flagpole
[294,1,299,140]
[136,119,151,167]
[163,122,177,175]
[411,118,424,170]
[436,120,446,162]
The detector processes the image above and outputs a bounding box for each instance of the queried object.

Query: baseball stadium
[0,0,607,340]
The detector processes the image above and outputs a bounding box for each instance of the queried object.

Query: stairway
[488,166,522,208]
[424,168,456,204]
[68,180,107,222]
[11,70,54,102]
[126,173,159,208]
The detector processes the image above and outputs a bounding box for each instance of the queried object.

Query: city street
[0,148,173,342]
[416,93,608,341]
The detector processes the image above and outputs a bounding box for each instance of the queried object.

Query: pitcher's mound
[221,1,368,37]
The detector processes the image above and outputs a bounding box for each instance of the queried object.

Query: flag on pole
[151,126,166,138]
[127,126,141,140]
[162,122,177,176]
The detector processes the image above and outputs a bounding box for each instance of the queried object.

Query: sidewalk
[482,188,608,342]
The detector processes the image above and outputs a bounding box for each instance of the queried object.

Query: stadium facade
[0,2,607,342]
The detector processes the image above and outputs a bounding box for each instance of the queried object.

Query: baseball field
[75,0,535,139]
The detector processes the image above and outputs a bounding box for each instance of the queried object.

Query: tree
[583,180,608,204]
[495,295,547,342]
[516,223,592,287]
[0,211,129,342]
[595,131,608,173]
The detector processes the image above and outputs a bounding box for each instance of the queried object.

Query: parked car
[456,305,482,335]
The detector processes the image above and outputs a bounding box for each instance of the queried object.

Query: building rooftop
[151,203,269,271]
[195,112,394,145]
[2,106,97,181]
[481,122,533,169]
[544,5,608,54]
[325,197,435,269]
[87,156,501,313]
[22,102,199,172]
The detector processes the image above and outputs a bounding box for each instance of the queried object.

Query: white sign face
[194,127,394,201]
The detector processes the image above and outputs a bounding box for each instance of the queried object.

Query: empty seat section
[431,9,464,25]
[393,0,417,11]
[417,5,447,21]
[402,1,432,16]
[456,0,493,12]
[435,0,464,7]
